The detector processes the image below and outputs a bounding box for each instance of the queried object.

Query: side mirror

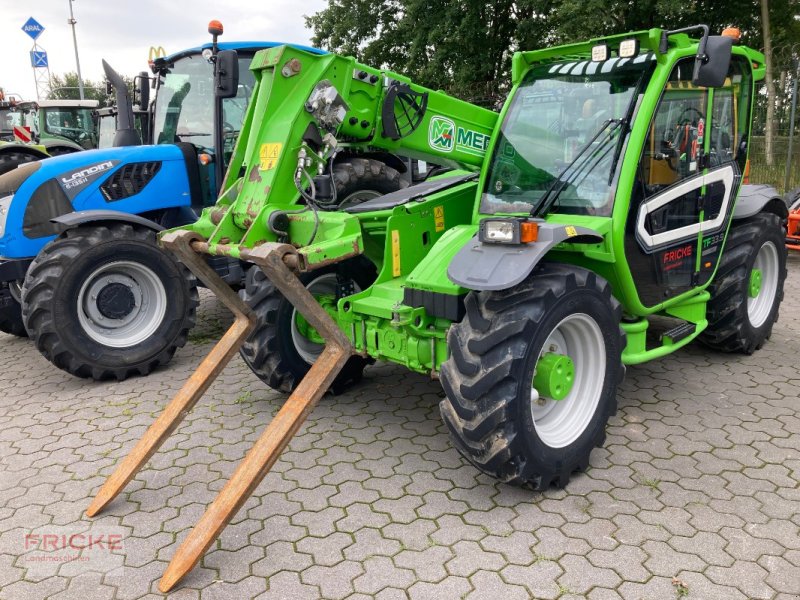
[134,71,150,110]
[692,35,733,88]
[215,50,239,99]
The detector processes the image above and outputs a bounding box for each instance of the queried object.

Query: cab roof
[161,41,326,66]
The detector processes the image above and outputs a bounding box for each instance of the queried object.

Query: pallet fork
[86,230,355,592]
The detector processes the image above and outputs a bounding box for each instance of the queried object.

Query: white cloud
[1,0,327,100]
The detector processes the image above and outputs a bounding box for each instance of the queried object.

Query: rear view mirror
[215,50,239,99]
[134,71,150,110]
[693,35,733,88]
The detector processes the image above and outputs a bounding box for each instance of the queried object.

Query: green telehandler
[86,25,787,591]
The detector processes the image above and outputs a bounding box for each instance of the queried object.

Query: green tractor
[0,97,99,176]
[174,25,786,488]
[87,26,788,590]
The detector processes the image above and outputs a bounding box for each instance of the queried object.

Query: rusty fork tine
[86,231,257,518]
[158,243,353,593]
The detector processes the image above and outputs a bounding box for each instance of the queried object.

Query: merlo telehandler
[86,25,788,591]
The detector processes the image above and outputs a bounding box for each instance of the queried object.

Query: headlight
[479,218,540,245]
[0,195,12,239]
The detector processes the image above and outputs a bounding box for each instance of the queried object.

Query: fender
[51,209,165,232]
[447,222,603,291]
[733,184,789,220]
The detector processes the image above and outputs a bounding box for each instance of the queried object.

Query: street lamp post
[67,0,85,100]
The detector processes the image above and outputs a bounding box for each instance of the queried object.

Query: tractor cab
[147,30,324,210]
[0,92,25,143]
[20,100,100,150]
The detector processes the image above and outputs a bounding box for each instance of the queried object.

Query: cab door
[625,56,751,307]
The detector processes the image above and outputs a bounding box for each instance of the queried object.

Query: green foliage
[307,0,799,106]
[48,71,129,107]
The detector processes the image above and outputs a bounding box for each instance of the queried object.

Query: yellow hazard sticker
[565,226,578,237]
[259,143,282,171]
[434,206,445,232]
[391,230,401,276]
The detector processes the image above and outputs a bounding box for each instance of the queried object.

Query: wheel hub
[748,268,762,298]
[76,261,168,348]
[532,352,575,400]
[96,282,137,319]
[529,313,606,449]
[747,241,780,328]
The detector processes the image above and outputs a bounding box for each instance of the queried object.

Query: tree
[47,72,113,106]
[306,0,794,105]
[761,0,776,165]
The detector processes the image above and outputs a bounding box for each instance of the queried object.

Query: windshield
[42,107,97,147]
[1,109,22,135]
[152,53,256,154]
[481,55,655,216]
[97,113,116,149]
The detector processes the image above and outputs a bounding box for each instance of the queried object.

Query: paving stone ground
[1,255,799,600]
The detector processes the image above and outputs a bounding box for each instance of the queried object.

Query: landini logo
[428,116,490,156]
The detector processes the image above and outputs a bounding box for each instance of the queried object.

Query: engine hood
[0,144,193,259]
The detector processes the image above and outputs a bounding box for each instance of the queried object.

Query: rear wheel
[22,223,198,380]
[439,263,625,489]
[700,212,787,354]
[331,158,406,210]
[0,281,27,337]
[239,260,375,393]
[0,150,40,177]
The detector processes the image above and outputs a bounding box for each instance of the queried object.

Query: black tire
[330,157,407,209]
[0,151,40,177]
[0,282,27,337]
[45,146,80,157]
[21,223,198,380]
[784,187,800,212]
[439,263,625,490]
[239,260,376,394]
[700,212,787,354]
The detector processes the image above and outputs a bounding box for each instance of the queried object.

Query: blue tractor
[0,23,410,380]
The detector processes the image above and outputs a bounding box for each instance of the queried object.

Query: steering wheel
[677,107,704,125]
[222,121,235,134]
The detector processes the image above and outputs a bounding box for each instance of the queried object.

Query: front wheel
[22,224,198,380]
[239,261,376,394]
[0,281,27,337]
[700,212,787,354]
[439,263,625,490]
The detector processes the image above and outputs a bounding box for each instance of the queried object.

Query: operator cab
[150,46,256,207]
[27,100,100,149]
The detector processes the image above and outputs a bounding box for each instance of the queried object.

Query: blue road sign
[30,51,48,68]
[22,17,45,41]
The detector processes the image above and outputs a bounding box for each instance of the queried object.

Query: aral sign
[428,116,490,157]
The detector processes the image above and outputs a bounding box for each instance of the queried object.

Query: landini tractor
[85,26,787,591]
[0,23,412,380]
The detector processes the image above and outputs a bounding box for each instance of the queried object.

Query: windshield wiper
[530,118,622,217]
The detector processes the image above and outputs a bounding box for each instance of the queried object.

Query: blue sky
[1,0,326,100]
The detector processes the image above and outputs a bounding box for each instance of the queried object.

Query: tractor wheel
[239,260,376,394]
[21,223,198,380]
[0,151,40,177]
[439,263,625,490]
[700,212,787,354]
[0,281,27,337]
[785,187,800,212]
[331,158,407,209]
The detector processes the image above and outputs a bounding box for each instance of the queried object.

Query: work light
[619,39,639,58]
[591,44,609,62]
[479,218,539,245]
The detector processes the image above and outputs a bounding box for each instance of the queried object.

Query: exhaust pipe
[102,59,141,147]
